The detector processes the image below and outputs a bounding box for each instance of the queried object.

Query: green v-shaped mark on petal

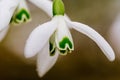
[58,37,74,55]
[49,33,56,56]
[49,42,56,56]
[10,8,31,25]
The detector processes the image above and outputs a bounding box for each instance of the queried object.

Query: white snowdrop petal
[37,42,59,77]
[0,0,20,31]
[29,0,53,17]
[55,16,74,54]
[24,18,57,58]
[68,21,115,61]
[56,16,72,42]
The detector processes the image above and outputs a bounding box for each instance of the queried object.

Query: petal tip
[108,52,115,62]
[24,51,32,58]
[37,69,46,78]
[102,44,116,62]
[24,47,35,58]
[103,47,115,62]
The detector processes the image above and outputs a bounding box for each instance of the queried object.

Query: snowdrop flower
[0,0,54,41]
[0,0,31,29]
[0,0,31,41]
[25,0,115,77]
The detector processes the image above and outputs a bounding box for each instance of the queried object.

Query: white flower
[0,0,31,41]
[0,0,31,29]
[25,0,115,77]
[0,0,54,41]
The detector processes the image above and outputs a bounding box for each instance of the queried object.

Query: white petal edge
[29,0,53,17]
[37,42,59,77]
[0,0,20,31]
[67,21,115,61]
[24,18,57,58]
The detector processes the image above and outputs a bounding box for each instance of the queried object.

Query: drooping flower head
[0,0,31,30]
[25,0,115,77]
[0,0,31,41]
[10,0,31,25]
[0,0,53,42]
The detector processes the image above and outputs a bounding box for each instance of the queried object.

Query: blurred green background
[0,0,120,80]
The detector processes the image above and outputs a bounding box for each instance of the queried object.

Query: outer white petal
[0,0,20,31]
[29,0,53,17]
[37,42,59,77]
[0,26,9,42]
[67,21,115,61]
[24,17,58,58]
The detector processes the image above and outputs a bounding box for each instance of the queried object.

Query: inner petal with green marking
[58,36,74,55]
[49,42,56,56]
[49,34,56,56]
[10,8,31,24]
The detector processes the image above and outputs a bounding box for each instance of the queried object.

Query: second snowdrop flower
[0,0,31,41]
[10,0,31,25]
[0,0,31,31]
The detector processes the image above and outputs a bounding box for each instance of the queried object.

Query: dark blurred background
[0,0,120,80]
